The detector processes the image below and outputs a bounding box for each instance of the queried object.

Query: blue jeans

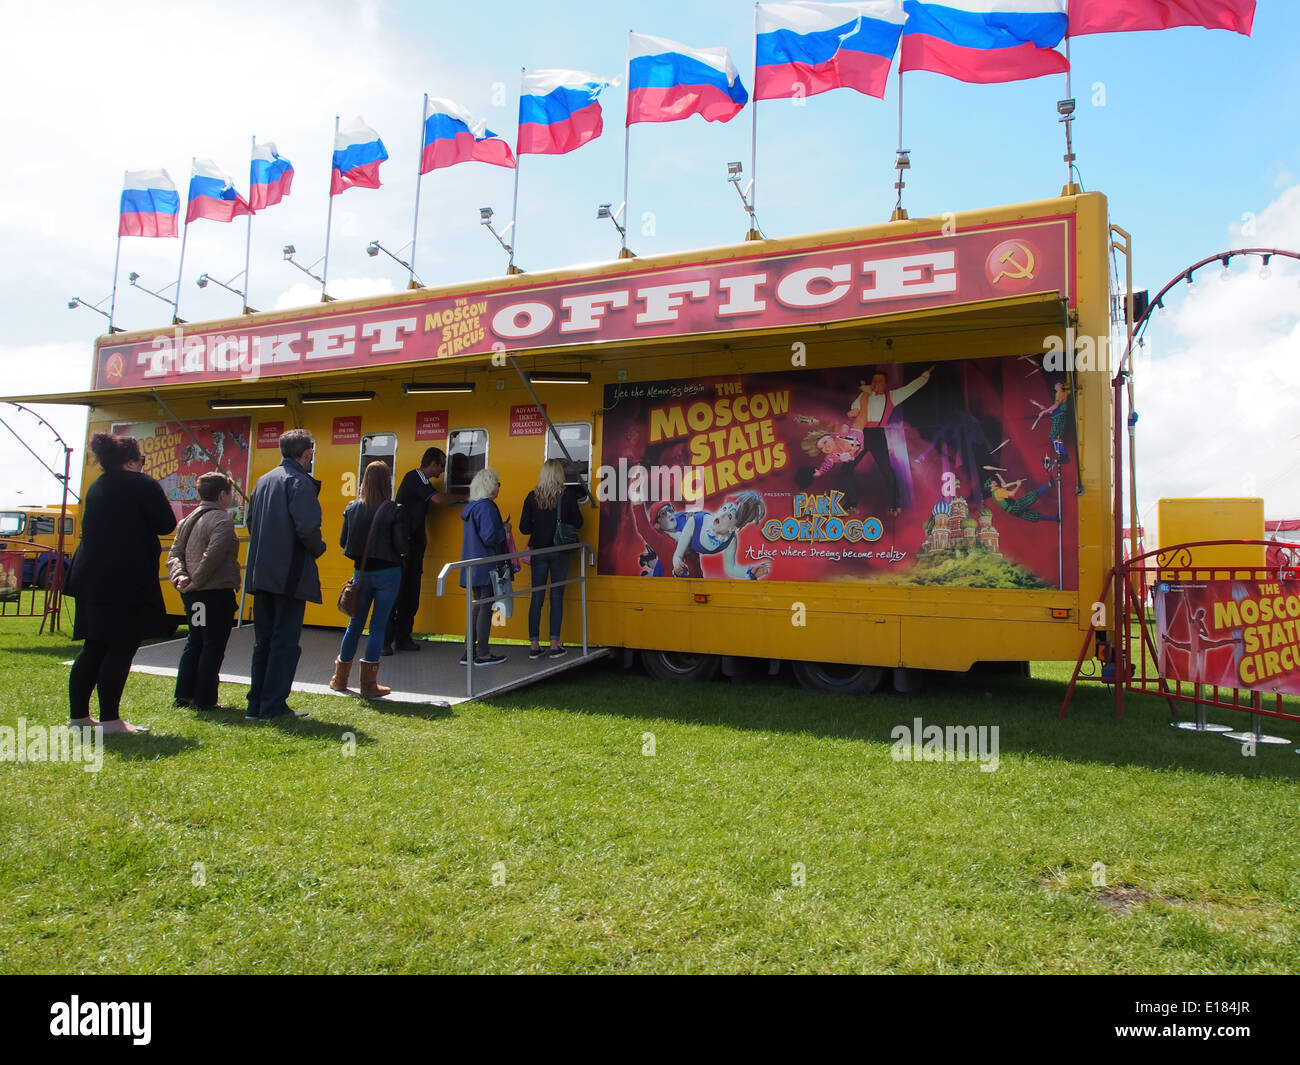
[339,567,402,663]
[528,553,570,643]
[248,592,306,718]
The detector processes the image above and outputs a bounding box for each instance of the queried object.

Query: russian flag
[119,169,179,238]
[249,141,294,211]
[421,97,516,173]
[755,1,908,101]
[627,33,749,124]
[900,0,1069,83]
[517,70,615,156]
[1067,0,1254,37]
[331,117,388,195]
[186,159,252,223]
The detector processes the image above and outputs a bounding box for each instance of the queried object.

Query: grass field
[1,615,1297,974]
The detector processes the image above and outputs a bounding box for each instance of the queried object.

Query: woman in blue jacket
[460,467,508,666]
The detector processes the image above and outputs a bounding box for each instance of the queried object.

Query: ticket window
[359,433,397,497]
[545,422,591,499]
[447,429,488,494]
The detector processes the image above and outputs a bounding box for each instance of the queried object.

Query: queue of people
[64,430,587,730]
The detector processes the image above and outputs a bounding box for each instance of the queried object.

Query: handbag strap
[355,501,391,571]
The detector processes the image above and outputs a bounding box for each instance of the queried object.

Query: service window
[0,513,24,537]
[544,422,592,491]
[447,428,488,494]
[359,433,397,497]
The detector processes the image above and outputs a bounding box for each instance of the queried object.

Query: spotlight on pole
[365,238,419,284]
[596,202,634,259]
[126,270,182,320]
[283,243,326,284]
[479,206,522,274]
[196,271,255,312]
[725,162,761,242]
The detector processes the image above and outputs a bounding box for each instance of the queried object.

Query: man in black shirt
[384,447,465,653]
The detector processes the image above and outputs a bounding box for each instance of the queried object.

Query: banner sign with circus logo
[596,355,1079,589]
[109,417,253,525]
[1155,577,1300,695]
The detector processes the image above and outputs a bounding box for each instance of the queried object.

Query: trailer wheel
[641,649,721,683]
[792,660,884,695]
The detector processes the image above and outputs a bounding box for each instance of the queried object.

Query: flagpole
[891,67,908,221]
[1060,37,1077,194]
[508,69,523,275]
[173,158,192,324]
[410,94,427,289]
[322,115,338,301]
[621,32,632,258]
[109,176,124,331]
[243,135,255,314]
[750,2,758,236]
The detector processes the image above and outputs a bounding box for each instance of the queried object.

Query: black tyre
[791,660,884,695]
[641,649,721,683]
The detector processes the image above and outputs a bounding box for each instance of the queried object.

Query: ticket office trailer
[39,191,1113,691]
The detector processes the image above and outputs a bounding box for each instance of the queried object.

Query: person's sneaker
[244,711,262,721]
[395,637,422,652]
[547,646,568,659]
[264,708,309,719]
[381,644,395,657]
[528,647,545,660]
[458,655,469,666]
[474,654,507,667]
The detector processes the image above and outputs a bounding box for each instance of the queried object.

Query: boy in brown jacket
[168,472,241,710]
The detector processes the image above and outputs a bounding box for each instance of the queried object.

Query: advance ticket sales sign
[1155,577,1300,696]
[90,217,1073,391]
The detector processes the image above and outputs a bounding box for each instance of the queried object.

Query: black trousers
[175,588,237,708]
[386,547,425,645]
[843,427,899,510]
[69,636,142,722]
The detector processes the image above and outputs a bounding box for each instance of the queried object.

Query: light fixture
[283,243,325,284]
[1185,270,1195,288]
[403,381,477,395]
[67,295,126,332]
[596,201,634,258]
[726,161,761,240]
[208,397,289,410]
[479,205,522,273]
[1260,254,1272,280]
[195,271,256,312]
[282,244,295,259]
[126,270,182,319]
[1220,255,1232,281]
[526,371,591,385]
[299,390,377,404]
[365,238,421,285]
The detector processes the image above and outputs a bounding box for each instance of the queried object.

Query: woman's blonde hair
[359,461,392,506]
[469,467,500,501]
[534,458,566,510]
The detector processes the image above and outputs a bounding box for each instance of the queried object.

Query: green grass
[1,615,1297,973]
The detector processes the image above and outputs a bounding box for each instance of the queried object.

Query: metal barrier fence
[436,541,594,699]
[0,538,67,632]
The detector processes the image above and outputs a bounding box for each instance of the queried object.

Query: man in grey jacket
[244,429,326,720]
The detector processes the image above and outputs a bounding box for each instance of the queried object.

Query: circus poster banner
[596,355,1079,589]
[1155,578,1300,695]
[0,552,20,601]
[109,417,253,526]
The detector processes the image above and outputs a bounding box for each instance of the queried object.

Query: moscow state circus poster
[596,355,1079,590]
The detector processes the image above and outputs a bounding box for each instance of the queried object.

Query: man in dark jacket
[384,446,465,653]
[244,429,326,719]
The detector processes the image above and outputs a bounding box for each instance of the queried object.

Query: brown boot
[359,660,390,698]
[330,658,352,692]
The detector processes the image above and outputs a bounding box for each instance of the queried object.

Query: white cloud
[274,277,395,310]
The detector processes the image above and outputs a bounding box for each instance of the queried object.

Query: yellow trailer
[16,190,1116,692]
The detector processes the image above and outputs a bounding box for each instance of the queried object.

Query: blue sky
[2,0,1297,530]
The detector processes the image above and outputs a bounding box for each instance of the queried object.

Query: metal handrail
[436,541,595,699]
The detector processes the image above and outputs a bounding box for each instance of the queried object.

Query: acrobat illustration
[794,417,863,479]
[982,470,1060,523]
[671,491,772,580]
[843,365,935,515]
[1030,380,1071,468]
[1159,604,1237,683]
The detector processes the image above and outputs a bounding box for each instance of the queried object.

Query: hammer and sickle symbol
[992,242,1036,283]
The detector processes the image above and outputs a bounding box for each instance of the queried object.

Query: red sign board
[91,216,1075,391]
[110,417,253,525]
[510,404,547,437]
[0,551,20,602]
[415,410,448,441]
[256,422,284,449]
[332,416,362,446]
[1156,578,1300,695]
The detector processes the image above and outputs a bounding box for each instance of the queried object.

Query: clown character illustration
[1030,381,1071,467]
[844,365,935,515]
[629,499,683,577]
[672,491,772,580]
[794,416,864,479]
[983,470,1060,524]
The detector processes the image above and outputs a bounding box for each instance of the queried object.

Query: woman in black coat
[67,433,177,733]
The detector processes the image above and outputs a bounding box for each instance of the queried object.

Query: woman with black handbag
[518,459,583,660]
[459,467,508,666]
[332,461,407,698]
